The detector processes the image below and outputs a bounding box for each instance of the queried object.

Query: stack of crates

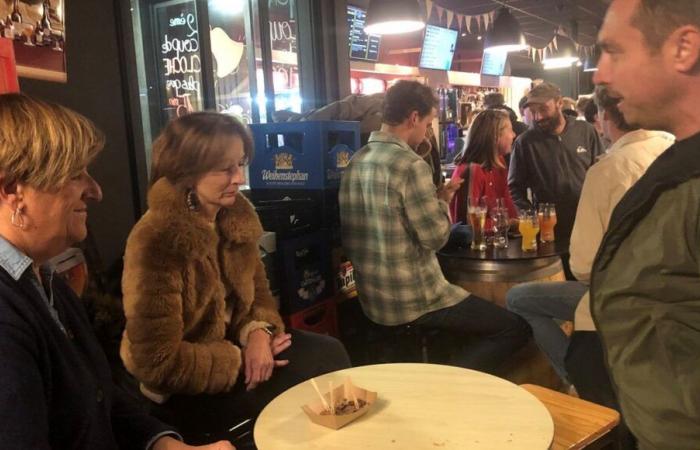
[248,121,361,336]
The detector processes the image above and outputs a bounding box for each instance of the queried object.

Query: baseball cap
[525,82,562,106]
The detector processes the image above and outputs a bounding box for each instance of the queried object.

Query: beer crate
[283,296,339,338]
[248,121,360,190]
[277,230,332,314]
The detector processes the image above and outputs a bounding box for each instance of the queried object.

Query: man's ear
[668,25,700,73]
[408,110,420,128]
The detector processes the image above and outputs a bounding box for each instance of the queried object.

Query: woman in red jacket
[449,109,518,226]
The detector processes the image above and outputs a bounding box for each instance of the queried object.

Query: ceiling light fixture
[582,48,600,72]
[483,8,529,53]
[543,34,580,70]
[364,0,425,36]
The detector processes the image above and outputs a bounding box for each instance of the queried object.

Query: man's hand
[152,436,235,450]
[437,174,463,203]
[243,329,289,391]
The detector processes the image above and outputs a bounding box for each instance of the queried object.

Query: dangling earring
[185,189,199,211]
[11,205,26,229]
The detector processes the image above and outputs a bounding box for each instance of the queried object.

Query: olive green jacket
[590,132,700,450]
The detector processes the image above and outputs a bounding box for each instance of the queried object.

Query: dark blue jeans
[411,295,531,374]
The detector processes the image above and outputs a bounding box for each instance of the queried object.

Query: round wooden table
[438,238,569,308]
[254,363,554,450]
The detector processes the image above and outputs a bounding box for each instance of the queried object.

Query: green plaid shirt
[339,131,467,325]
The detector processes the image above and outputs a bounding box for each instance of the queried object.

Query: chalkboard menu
[152,0,203,123]
[347,5,381,62]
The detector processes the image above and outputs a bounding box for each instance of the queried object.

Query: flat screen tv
[347,5,381,62]
[481,51,508,76]
[419,25,458,71]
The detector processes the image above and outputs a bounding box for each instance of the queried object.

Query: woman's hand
[271,332,292,356]
[244,329,289,391]
[152,436,235,449]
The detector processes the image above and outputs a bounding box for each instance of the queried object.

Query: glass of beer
[519,210,540,252]
[468,197,487,251]
[538,203,557,243]
[492,198,509,249]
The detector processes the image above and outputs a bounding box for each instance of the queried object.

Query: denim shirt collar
[0,235,33,281]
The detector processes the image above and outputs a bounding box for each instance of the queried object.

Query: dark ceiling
[431,0,610,76]
[349,0,611,78]
[435,0,609,48]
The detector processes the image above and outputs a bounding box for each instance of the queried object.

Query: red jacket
[449,160,518,227]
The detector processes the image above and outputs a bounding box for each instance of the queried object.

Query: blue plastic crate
[249,121,361,190]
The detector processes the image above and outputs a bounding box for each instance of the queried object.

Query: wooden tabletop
[254,363,554,450]
[439,237,569,261]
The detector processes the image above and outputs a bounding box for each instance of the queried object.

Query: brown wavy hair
[453,109,510,170]
[150,112,253,187]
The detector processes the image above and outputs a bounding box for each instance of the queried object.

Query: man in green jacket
[591,0,700,448]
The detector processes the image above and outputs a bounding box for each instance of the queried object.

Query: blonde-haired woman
[120,112,350,442]
[0,93,232,450]
[449,109,518,225]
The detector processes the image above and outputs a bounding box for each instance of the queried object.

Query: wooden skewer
[310,378,330,412]
[348,377,360,409]
[329,381,335,415]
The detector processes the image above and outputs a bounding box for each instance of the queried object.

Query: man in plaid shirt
[339,81,530,373]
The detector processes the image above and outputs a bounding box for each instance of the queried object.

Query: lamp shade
[583,48,599,72]
[543,34,580,69]
[364,0,425,36]
[484,8,528,53]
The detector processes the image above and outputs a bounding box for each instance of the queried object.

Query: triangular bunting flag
[531,47,536,62]
[450,13,460,31]
[446,9,454,28]
[553,35,559,51]
[476,14,482,32]
[425,0,433,19]
[465,15,472,34]
[483,12,490,31]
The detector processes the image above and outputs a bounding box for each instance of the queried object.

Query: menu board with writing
[347,5,380,61]
[419,25,458,71]
[481,51,508,76]
[152,0,203,123]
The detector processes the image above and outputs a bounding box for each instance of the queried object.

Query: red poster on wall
[0,38,19,93]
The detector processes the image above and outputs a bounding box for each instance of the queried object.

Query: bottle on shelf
[10,0,22,24]
[41,0,52,32]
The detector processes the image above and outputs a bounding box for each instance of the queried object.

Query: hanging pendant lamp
[364,0,425,36]
[582,47,600,72]
[484,8,528,53]
[543,34,580,70]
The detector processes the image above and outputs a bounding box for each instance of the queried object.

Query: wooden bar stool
[521,384,620,450]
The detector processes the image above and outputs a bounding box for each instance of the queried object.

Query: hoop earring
[11,206,26,230]
[185,189,199,212]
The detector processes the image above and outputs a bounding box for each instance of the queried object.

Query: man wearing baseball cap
[508,81,604,278]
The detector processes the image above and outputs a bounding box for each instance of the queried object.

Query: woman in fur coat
[120,112,350,443]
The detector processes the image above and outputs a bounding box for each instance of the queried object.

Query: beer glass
[518,210,540,252]
[468,197,487,251]
[538,203,557,243]
[492,198,509,249]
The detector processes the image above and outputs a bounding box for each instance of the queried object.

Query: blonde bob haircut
[150,112,254,188]
[0,93,104,191]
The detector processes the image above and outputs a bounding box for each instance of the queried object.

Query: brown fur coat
[120,178,284,395]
